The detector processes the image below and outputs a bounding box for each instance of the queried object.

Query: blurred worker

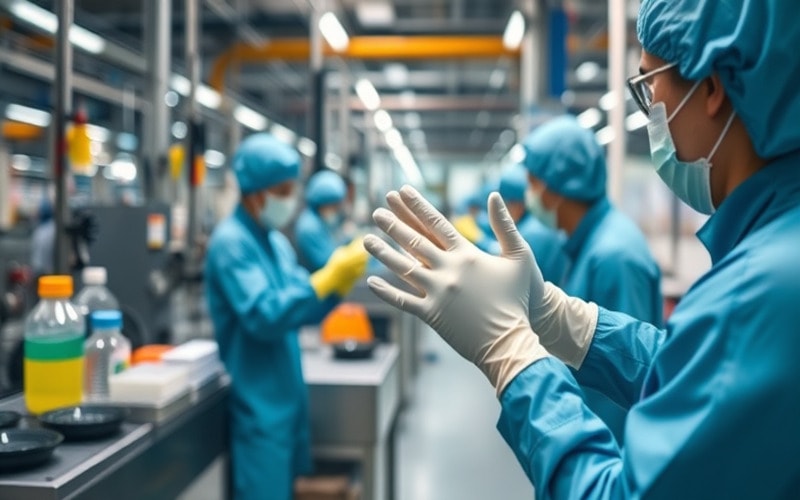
[523,115,663,442]
[294,170,348,273]
[30,198,55,278]
[363,0,800,496]
[453,181,499,254]
[205,133,367,500]
[497,165,568,284]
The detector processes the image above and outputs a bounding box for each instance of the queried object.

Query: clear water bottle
[84,310,131,402]
[24,276,85,414]
[74,267,119,336]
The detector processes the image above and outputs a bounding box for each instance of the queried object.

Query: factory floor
[178,326,533,500]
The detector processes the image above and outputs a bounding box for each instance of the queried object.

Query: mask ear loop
[707,112,737,163]
[666,80,703,123]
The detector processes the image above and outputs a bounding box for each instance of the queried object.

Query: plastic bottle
[74,267,119,336]
[84,310,131,402]
[24,276,85,414]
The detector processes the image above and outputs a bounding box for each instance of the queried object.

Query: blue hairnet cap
[637,0,800,159]
[232,133,300,195]
[305,170,346,207]
[498,165,529,203]
[522,115,607,202]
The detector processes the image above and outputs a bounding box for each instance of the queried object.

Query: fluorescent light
[355,78,381,111]
[489,68,506,89]
[107,154,138,183]
[170,75,191,96]
[373,109,393,132]
[393,146,424,186]
[356,2,395,27]
[595,126,616,146]
[575,62,601,83]
[234,105,269,131]
[509,144,526,164]
[271,123,297,145]
[625,111,649,131]
[11,154,31,172]
[69,26,106,54]
[86,124,110,143]
[204,149,226,168]
[10,1,105,54]
[325,153,344,171]
[599,91,617,111]
[196,85,222,109]
[164,91,180,107]
[384,64,409,87]
[384,128,404,150]
[319,12,349,52]
[5,104,51,127]
[171,121,188,139]
[503,10,525,50]
[297,138,317,157]
[576,108,602,129]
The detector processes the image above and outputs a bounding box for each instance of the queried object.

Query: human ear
[704,73,727,118]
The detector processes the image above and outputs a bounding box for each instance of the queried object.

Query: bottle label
[25,334,84,361]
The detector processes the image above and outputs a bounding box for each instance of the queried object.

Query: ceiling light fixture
[355,79,381,111]
[319,12,350,52]
[503,11,526,50]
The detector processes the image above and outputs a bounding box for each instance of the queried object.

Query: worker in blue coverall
[497,164,568,285]
[294,169,348,272]
[362,0,800,497]
[523,115,663,444]
[205,133,368,500]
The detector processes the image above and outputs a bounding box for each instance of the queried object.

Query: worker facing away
[522,115,663,443]
[363,0,800,497]
[205,133,367,500]
[294,169,349,273]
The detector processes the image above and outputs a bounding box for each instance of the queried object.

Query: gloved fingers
[386,191,444,250]
[487,193,531,260]
[363,235,431,290]
[366,276,425,317]
[372,208,442,266]
[398,185,462,250]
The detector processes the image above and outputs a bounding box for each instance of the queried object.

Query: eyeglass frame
[627,62,677,116]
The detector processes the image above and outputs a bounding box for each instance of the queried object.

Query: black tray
[39,406,127,441]
[0,428,63,471]
[0,411,21,430]
[332,341,376,360]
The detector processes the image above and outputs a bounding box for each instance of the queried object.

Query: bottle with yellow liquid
[24,276,85,414]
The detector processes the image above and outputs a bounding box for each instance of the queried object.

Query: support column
[53,0,74,274]
[144,0,172,203]
[338,59,350,174]
[607,0,628,204]
[309,7,325,172]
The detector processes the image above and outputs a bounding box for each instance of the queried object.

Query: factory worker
[294,169,348,272]
[205,133,368,500]
[362,0,800,497]
[524,115,663,442]
[497,164,568,284]
[453,181,500,254]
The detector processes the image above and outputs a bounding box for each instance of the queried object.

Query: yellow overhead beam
[210,35,521,92]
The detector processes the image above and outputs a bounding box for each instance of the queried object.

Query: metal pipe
[607,0,627,204]
[53,0,73,274]
[309,7,324,172]
[185,0,200,271]
[144,0,172,203]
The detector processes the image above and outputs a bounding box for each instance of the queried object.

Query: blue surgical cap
[522,115,606,202]
[638,0,800,159]
[498,165,529,203]
[305,170,346,207]
[232,133,300,195]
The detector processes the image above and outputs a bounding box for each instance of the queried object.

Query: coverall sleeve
[211,237,337,342]
[590,256,660,326]
[296,221,337,272]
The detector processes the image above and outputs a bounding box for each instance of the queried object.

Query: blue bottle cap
[91,310,122,330]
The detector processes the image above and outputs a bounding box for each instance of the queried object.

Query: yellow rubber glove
[310,238,369,299]
[452,215,484,244]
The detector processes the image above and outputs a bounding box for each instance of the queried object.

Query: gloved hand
[310,238,369,299]
[452,215,484,244]
[364,186,549,395]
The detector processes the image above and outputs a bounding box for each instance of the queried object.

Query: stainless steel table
[304,344,400,500]
[0,379,229,500]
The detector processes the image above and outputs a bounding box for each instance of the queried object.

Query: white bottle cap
[82,266,107,286]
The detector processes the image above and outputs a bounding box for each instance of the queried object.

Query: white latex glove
[380,186,599,370]
[363,186,549,394]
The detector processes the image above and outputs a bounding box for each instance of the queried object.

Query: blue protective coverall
[497,153,800,499]
[294,207,340,273]
[206,205,338,500]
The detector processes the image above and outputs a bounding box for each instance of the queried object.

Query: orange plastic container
[321,303,374,344]
[131,345,174,365]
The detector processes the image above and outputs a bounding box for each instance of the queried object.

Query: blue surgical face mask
[647,81,737,215]
[259,194,297,229]
[526,187,558,230]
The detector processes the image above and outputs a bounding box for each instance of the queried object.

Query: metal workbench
[0,379,229,500]
[304,343,400,500]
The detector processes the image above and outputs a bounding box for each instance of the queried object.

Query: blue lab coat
[497,153,800,499]
[561,198,662,443]
[294,207,339,273]
[206,205,338,500]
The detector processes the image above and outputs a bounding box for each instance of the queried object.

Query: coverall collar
[698,151,800,265]
[563,198,611,260]
[235,203,270,239]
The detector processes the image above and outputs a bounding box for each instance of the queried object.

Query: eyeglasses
[626,63,677,116]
